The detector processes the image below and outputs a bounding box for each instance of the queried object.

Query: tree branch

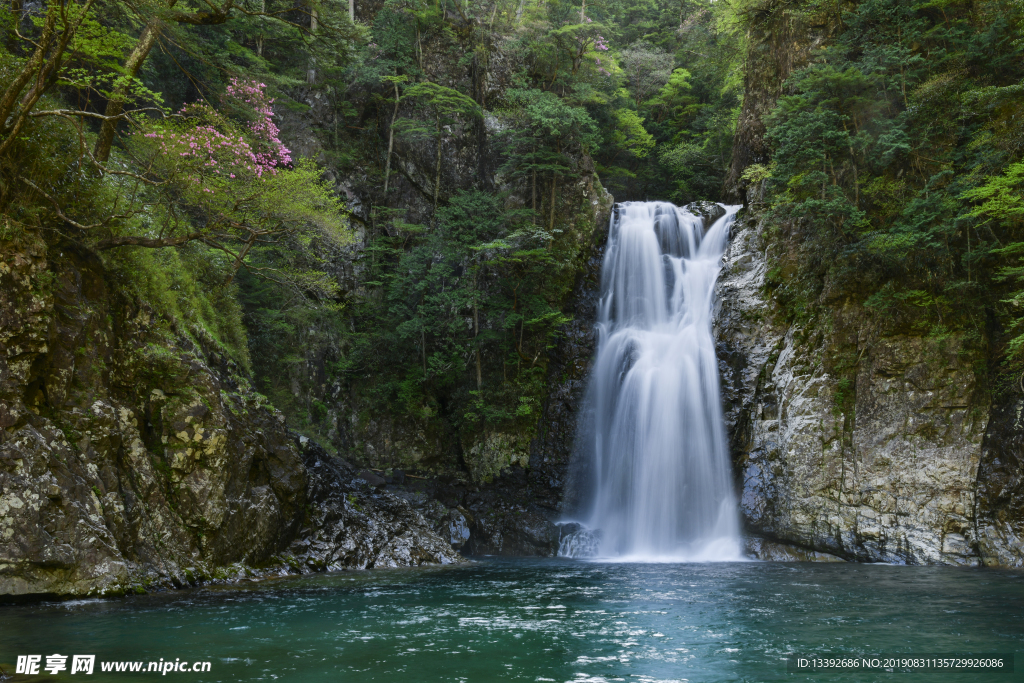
[18,177,118,230]
[29,107,163,120]
[95,232,208,249]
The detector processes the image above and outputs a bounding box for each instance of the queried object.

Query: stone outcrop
[974,395,1024,567]
[0,239,460,597]
[285,440,462,570]
[714,209,1024,566]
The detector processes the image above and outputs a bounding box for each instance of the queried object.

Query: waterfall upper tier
[564,201,742,562]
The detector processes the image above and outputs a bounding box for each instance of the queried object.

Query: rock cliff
[0,238,459,598]
[715,209,1021,566]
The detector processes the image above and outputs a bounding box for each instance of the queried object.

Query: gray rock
[0,242,462,598]
[284,441,463,570]
[355,470,387,488]
[715,212,1007,566]
[745,537,845,562]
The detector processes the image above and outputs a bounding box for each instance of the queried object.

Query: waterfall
[562,201,742,561]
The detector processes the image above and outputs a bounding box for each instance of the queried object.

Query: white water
[563,201,742,561]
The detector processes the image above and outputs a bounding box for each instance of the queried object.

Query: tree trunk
[474,269,482,390]
[416,26,422,69]
[257,0,265,56]
[0,7,58,130]
[434,116,442,209]
[1,1,97,158]
[94,2,167,163]
[383,81,400,196]
[349,0,355,21]
[95,26,157,155]
[307,5,318,84]
[515,0,524,23]
[95,0,239,163]
[579,0,586,22]
[548,173,557,236]
[531,149,537,224]
[474,52,488,188]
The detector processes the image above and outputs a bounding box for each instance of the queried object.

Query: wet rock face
[745,537,844,563]
[975,396,1024,567]
[286,441,462,570]
[0,242,460,597]
[716,214,1007,566]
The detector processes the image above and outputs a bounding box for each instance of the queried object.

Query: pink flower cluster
[140,80,293,192]
[595,35,609,51]
[224,78,292,173]
[144,109,265,188]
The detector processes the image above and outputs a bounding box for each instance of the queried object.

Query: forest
[2,0,1023,478]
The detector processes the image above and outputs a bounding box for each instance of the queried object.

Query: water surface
[1,558,1021,682]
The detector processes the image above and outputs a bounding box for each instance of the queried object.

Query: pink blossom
[137,79,293,188]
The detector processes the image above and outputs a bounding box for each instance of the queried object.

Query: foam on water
[564,201,742,561]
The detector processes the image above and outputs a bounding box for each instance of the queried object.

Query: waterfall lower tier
[564,201,742,561]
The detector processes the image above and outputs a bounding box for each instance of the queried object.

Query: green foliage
[618,41,674,108]
[497,89,602,202]
[402,82,482,121]
[598,4,743,201]
[759,0,1024,370]
[335,187,578,446]
[105,244,252,368]
[611,109,656,159]
[964,161,1024,355]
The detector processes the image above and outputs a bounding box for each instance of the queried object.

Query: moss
[463,431,531,483]
[103,244,251,372]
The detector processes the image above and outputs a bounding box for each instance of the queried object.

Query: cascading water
[562,201,742,561]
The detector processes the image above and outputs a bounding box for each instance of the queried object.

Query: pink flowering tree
[108,80,349,292]
[222,79,293,175]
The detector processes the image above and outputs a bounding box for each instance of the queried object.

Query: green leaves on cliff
[759,0,1024,359]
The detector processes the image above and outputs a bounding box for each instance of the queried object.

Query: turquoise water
[1,558,1022,682]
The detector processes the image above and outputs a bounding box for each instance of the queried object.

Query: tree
[497,89,600,229]
[381,74,408,196]
[92,0,238,163]
[618,41,673,108]
[0,0,120,158]
[396,81,482,208]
